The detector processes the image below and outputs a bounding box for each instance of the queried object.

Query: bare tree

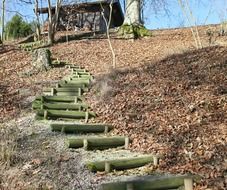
[178,0,202,49]
[101,0,116,68]
[47,0,62,45]
[34,0,41,41]
[1,0,6,44]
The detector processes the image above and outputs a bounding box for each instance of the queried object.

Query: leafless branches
[100,0,116,69]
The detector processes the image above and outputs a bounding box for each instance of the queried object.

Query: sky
[2,0,227,30]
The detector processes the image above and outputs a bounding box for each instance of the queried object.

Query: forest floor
[0,25,226,189]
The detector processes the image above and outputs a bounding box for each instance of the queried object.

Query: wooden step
[67,136,130,150]
[43,87,83,93]
[35,96,84,103]
[43,91,82,96]
[101,175,198,190]
[86,155,155,173]
[50,123,113,133]
[36,109,96,120]
[32,101,89,110]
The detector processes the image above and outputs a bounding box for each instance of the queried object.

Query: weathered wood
[35,95,84,103]
[32,101,89,110]
[67,136,129,150]
[43,91,82,96]
[43,87,83,93]
[36,109,96,120]
[55,83,87,89]
[184,178,193,190]
[51,123,113,133]
[62,79,90,85]
[101,176,197,190]
[86,155,154,172]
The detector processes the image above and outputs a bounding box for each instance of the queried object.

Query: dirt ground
[0,25,226,189]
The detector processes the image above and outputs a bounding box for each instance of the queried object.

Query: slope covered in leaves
[88,46,227,189]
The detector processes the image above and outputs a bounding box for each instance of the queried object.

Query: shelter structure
[37,0,124,32]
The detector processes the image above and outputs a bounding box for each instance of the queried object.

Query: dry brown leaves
[88,46,227,189]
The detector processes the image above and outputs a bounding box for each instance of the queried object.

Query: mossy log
[70,75,93,80]
[62,79,90,85]
[43,87,83,93]
[43,91,82,96]
[32,101,89,110]
[51,83,88,91]
[72,71,91,75]
[36,109,96,120]
[86,155,154,172]
[35,96,84,103]
[66,65,81,69]
[58,81,86,88]
[67,136,129,150]
[50,123,113,133]
[71,68,87,72]
[101,175,198,190]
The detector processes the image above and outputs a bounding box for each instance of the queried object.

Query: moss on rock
[118,24,152,38]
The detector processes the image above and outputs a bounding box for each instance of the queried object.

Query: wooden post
[56,83,60,88]
[85,111,89,123]
[74,97,78,103]
[105,162,112,173]
[104,126,109,133]
[126,183,134,190]
[83,139,88,150]
[184,178,193,190]
[44,110,48,120]
[125,136,129,149]
[61,126,65,133]
[78,88,82,96]
[51,88,55,96]
[153,155,159,166]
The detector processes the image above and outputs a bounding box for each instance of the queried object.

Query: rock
[32,48,52,72]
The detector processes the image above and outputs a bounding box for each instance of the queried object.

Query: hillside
[0,25,226,189]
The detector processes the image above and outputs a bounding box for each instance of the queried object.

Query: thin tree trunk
[47,0,62,45]
[1,0,6,43]
[35,0,41,41]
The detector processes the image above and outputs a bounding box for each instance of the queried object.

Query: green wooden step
[36,109,96,120]
[50,123,113,133]
[86,155,154,172]
[101,175,199,190]
[35,96,84,103]
[67,136,129,150]
[32,101,89,110]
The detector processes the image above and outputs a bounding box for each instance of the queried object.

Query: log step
[67,136,130,150]
[35,96,84,103]
[86,155,155,172]
[50,123,113,133]
[43,91,82,96]
[62,79,90,85]
[65,65,81,69]
[101,175,198,190]
[43,87,84,93]
[32,101,89,110]
[36,109,96,120]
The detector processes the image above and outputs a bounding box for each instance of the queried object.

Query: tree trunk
[119,0,151,38]
[47,0,62,45]
[34,0,41,41]
[1,0,6,43]
[124,0,142,25]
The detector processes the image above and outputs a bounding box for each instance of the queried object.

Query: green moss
[118,24,152,38]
